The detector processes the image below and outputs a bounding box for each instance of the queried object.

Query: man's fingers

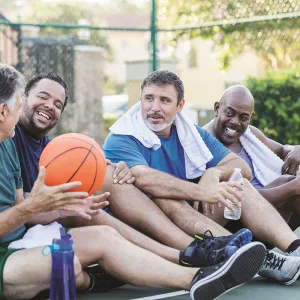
[106,159,112,166]
[202,203,208,216]
[113,161,126,179]
[227,181,244,192]
[282,160,290,174]
[91,201,109,210]
[287,163,297,176]
[193,201,199,211]
[89,192,110,203]
[53,181,83,193]
[60,191,89,200]
[127,177,135,184]
[118,173,133,184]
[209,204,215,215]
[223,192,241,208]
[36,166,46,185]
[225,185,244,202]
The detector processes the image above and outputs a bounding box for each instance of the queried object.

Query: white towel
[8,222,62,249]
[240,127,283,186]
[110,102,213,179]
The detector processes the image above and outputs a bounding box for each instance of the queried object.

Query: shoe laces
[197,230,224,251]
[264,251,287,271]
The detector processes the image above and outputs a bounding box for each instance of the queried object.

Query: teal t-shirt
[0,138,25,244]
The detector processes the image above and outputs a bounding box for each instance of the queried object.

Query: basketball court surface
[78,228,300,300]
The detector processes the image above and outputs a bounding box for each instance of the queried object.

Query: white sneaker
[259,250,300,285]
[287,245,300,257]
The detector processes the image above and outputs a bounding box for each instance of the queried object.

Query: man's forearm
[133,167,203,200]
[215,156,252,181]
[26,210,61,225]
[0,201,36,238]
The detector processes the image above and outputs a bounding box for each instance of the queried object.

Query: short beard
[144,115,176,132]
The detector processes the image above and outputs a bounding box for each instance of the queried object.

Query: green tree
[159,0,300,70]
[247,69,300,144]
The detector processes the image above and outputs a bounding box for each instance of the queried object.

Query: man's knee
[93,225,121,241]
[97,165,115,193]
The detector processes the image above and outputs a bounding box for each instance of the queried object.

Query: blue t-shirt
[103,125,230,181]
[12,123,51,193]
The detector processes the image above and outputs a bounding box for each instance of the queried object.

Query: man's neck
[18,122,45,140]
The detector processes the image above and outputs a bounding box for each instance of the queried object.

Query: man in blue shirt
[104,70,300,284]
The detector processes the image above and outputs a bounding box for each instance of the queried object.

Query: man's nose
[230,115,240,125]
[151,99,161,112]
[43,101,54,110]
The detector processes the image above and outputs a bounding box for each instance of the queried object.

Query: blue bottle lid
[52,233,74,251]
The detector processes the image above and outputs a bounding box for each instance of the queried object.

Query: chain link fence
[0,0,299,139]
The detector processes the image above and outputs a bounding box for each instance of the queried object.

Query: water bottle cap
[234,168,241,172]
[52,233,74,250]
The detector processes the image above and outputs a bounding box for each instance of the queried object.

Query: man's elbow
[241,164,252,180]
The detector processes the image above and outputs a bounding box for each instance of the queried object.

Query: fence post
[150,0,158,72]
[73,45,104,144]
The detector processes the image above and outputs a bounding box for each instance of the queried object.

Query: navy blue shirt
[104,125,230,181]
[12,123,51,193]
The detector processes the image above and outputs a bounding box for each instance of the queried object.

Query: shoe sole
[227,229,253,249]
[284,265,300,285]
[190,242,266,300]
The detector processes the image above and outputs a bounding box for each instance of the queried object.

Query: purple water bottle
[50,228,76,300]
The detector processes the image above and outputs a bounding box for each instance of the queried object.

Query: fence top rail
[0,10,299,33]
[0,20,150,32]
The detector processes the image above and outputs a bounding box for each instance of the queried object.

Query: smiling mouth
[36,111,51,120]
[225,127,239,136]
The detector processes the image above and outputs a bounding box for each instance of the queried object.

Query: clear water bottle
[50,228,76,300]
[224,168,244,220]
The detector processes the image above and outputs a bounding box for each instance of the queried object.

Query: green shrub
[104,115,119,138]
[246,70,300,145]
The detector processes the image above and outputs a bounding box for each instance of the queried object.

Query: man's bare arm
[0,189,36,237]
[131,164,243,209]
[210,152,252,181]
[250,126,300,175]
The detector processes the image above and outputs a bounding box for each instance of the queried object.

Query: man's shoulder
[105,133,139,144]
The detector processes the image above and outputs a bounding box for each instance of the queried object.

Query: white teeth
[225,127,237,135]
[37,112,50,120]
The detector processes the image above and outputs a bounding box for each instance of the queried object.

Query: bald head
[220,85,254,111]
[213,85,255,146]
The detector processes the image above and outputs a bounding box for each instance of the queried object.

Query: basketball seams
[88,146,98,194]
[66,144,94,183]
[49,136,104,156]
[43,147,91,169]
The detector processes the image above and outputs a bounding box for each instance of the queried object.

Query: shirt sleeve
[196,126,231,168]
[103,133,149,168]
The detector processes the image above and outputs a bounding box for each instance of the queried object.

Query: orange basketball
[39,133,106,195]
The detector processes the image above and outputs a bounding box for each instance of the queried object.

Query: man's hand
[58,192,110,220]
[282,146,300,175]
[195,168,220,216]
[26,167,93,214]
[106,159,135,184]
[199,181,244,212]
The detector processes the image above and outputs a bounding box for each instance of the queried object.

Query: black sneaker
[84,264,126,293]
[180,238,238,267]
[189,242,266,300]
[195,228,253,251]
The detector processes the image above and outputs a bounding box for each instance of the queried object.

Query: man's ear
[214,102,220,117]
[177,98,185,113]
[0,103,8,123]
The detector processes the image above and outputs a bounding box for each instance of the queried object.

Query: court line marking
[131,290,189,300]
[131,275,260,300]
